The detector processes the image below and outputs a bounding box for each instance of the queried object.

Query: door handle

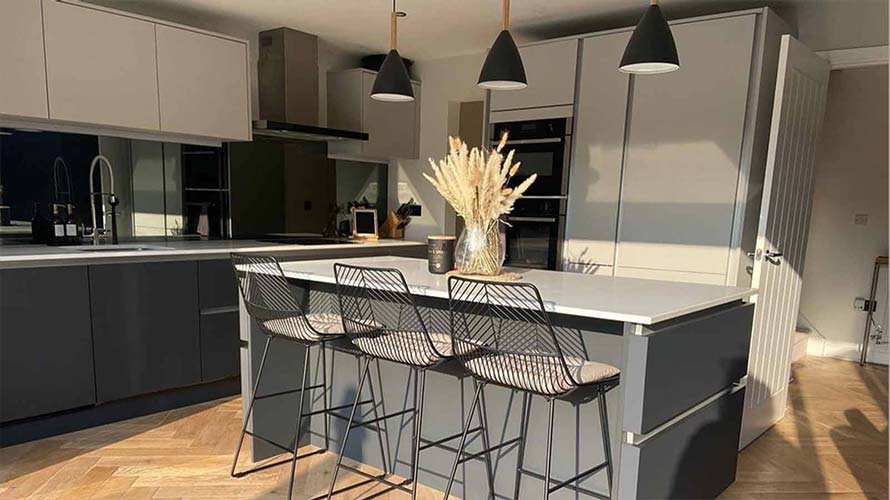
[506,216,557,223]
[764,250,783,264]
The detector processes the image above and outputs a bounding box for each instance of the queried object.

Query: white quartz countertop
[0,239,425,266]
[279,256,756,325]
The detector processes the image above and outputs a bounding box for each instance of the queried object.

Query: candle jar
[428,235,456,274]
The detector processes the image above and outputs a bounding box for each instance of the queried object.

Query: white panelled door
[740,35,830,448]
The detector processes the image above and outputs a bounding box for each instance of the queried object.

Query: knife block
[379,211,405,239]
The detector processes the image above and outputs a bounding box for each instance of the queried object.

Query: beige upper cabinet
[327,69,421,160]
[489,39,578,111]
[42,0,160,131]
[0,0,49,120]
[563,32,631,271]
[156,25,251,141]
[615,14,757,277]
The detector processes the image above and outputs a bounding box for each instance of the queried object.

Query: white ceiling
[87,0,888,60]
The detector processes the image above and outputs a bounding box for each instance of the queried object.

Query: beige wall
[799,65,889,351]
[389,52,487,241]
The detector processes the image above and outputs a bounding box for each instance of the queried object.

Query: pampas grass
[424,133,536,227]
[424,134,535,275]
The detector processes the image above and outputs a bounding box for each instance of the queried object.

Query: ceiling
[86,0,887,60]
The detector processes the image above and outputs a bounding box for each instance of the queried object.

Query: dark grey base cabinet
[90,261,202,402]
[0,267,97,422]
[198,260,240,381]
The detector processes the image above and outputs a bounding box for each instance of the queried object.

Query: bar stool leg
[326,357,371,499]
[543,398,555,500]
[597,388,613,491]
[512,391,531,500]
[442,382,483,499]
[321,343,331,451]
[477,384,496,500]
[286,346,312,500]
[367,360,390,475]
[410,369,427,500]
[408,368,419,482]
[231,336,272,477]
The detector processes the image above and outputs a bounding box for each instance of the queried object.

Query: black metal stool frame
[230,254,391,500]
[442,276,620,500]
[324,264,498,500]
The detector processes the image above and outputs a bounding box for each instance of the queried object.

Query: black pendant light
[619,0,680,74]
[478,0,527,90]
[371,0,414,102]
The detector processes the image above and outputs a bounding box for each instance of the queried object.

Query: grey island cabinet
[240,256,757,500]
[0,240,425,446]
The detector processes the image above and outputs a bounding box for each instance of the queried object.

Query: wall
[798,65,889,359]
[790,0,888,52]
[390,52,487,241]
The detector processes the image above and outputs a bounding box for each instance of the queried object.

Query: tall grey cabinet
[563,8,791,286]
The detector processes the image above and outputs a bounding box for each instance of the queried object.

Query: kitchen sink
[73,245,175,252]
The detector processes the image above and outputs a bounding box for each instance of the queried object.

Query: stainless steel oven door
[503,215,564,270]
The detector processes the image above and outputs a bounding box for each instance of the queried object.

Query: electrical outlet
[854,213,869,226]
[854,297,877,312]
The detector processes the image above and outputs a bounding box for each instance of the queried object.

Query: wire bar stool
[443,276,621,500]
[230,254,389,500]
[328,263,496,500]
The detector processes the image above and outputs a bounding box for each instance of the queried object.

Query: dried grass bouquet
[424,134,536,275]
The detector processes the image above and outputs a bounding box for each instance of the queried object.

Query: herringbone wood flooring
[0,357,885,500]
[721,357,888,500]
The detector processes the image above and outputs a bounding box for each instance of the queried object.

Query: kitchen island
[240,256,757,500]
[0,240,425,446]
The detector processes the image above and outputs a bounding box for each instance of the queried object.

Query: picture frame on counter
[351,208,379,241]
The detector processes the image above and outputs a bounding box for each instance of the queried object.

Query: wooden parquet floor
[721,357,888,500]
[0,357,885,500]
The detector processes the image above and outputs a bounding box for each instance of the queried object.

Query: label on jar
[54,224,65,237]
[66,223,77,236]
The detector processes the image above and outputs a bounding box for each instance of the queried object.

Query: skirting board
[807,337,890,365]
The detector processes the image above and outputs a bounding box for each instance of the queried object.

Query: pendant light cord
[503,0,510,30]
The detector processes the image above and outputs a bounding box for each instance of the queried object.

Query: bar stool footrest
[418,426,483,452]
[232,446,326,478]
[519,463,611,499]
[316,463,412,499]
[254,383,324,400]
[457,436,522,464]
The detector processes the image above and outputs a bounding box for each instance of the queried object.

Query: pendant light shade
[619,0,679,74]
[478,0,527,90]
[371,3,414,102]
[371,49,414,102]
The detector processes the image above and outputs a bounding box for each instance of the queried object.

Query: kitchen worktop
[0,239,426,269]
[278,255,757,325]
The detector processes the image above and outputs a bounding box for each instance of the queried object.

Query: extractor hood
[254,28,367,143]
[252,120,367,142]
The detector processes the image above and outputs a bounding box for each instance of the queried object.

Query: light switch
[854,213,869,225]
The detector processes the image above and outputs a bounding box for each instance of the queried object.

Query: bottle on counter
[49,204,66,246]
[66,203,81,245]
[31,202,48,243]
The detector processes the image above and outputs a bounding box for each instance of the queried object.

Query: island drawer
[622,301,754,434]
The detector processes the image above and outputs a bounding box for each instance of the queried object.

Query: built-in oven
[490,117,571,270]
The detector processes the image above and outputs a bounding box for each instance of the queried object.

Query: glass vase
[455,220,504,276]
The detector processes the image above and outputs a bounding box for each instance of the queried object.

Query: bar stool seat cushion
[353,331,454,366]
[465,353,620,395]
[262,312,346,340]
